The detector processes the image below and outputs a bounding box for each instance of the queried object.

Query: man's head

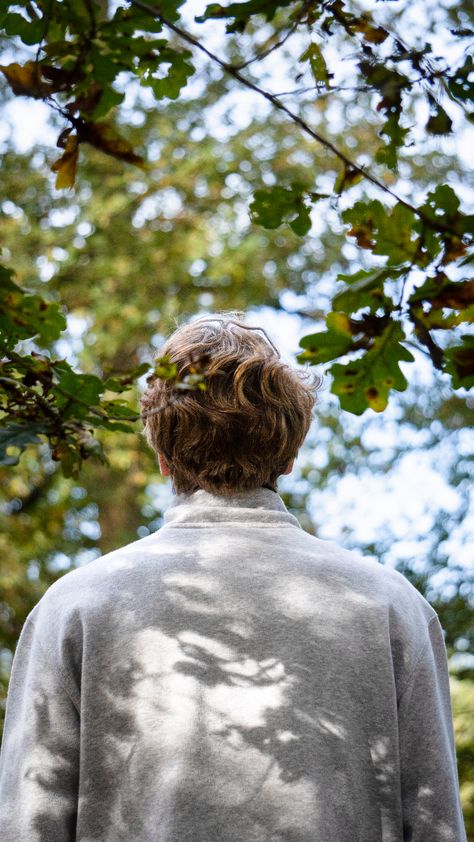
[141,314,321,495]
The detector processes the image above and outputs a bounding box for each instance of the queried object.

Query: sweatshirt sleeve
[398,614,466,842]
[0,611,80,842]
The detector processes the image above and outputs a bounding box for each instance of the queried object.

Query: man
[0,314,466,841]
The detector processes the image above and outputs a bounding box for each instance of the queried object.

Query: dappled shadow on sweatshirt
[29,531,408,841]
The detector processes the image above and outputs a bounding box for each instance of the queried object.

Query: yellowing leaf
[354,18,388,45]
[0,60,53,98]
[328,312,352,335]
[51,134,79,190]
[334,165,363,195]
[364,386,387,412]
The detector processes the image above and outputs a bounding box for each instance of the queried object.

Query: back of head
[141,314,321,495]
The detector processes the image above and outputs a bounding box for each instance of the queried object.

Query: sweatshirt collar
[163,487,301,529]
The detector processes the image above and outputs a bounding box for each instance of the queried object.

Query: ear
[158,454,170,476]
[283,458,295,476]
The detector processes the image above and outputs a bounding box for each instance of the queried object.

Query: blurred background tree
[0,0,473,832]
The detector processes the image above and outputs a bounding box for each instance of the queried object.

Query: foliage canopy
[0,0,473,475]
[0,6,473,825]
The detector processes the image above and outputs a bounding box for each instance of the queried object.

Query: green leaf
[59,446,81,479]
[330,322,414,415]
[343,201,424,264]
[89,417,136,433]
[300,42,331,86]
[373,203,419,265]
[91,87,125,120]
[418,185,474,261]
[443,335,474,389]
[108,4,165,34]
[447,56,474,105]
[297,312,354,365]
[0,268,67,350]
[342,199,387,250]
[333,268,400,313]
[426,105,453,135]
[289,204,312,236]
[375,113,409,171]
[195,0,293,31]
[334,165,363,195]
[2,12,45,46]
[250,185,312,236]
[140,49,195,100]
[89,45,122,85]
[421,184,460,220]
[0,422,44,466]
[358,62,408,115]
[53,365,104,418]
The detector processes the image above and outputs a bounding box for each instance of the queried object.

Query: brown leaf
[0,61,53,98]
[355,19,389,45]
[442,236,468,264]
[66,83,103,116]
[51,134,79,190]
[56,127,73,149]
[347,223,375,249]
[80,121,145,167]
[430,279,474,310]
[42,63,83,89]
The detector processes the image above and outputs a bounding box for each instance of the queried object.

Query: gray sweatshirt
[0,488,466,841]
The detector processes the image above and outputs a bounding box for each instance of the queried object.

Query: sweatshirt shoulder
[29,527,172,624]
[297,530,437,626]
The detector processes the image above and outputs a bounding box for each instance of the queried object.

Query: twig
[232,2,309,71]
[273,84,369,98]
[128,0,464,238]
[34,0,53,66]
[0,375,59,418]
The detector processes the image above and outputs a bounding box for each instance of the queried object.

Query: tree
[0,6,472,824]
[0,0,473,475]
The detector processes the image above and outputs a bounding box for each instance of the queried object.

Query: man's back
[0,489,466,841]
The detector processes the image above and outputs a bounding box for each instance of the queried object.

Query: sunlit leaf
[0,61,53,98]
[51,134,79,190]
[300,42,331,86]
[330,322,414,415]
[297,312,354,365]
[333,268,401,313]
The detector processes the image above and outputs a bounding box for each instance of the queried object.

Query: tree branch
[408,310,445,370]
[232,2,309,71]
[128,0,462,238]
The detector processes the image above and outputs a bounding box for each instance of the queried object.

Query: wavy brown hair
[140,314,322,495]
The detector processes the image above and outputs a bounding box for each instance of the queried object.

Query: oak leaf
[0,61,53,98]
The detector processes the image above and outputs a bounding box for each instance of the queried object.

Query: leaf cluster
[1,0,194,186]
[0,0,473,447]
